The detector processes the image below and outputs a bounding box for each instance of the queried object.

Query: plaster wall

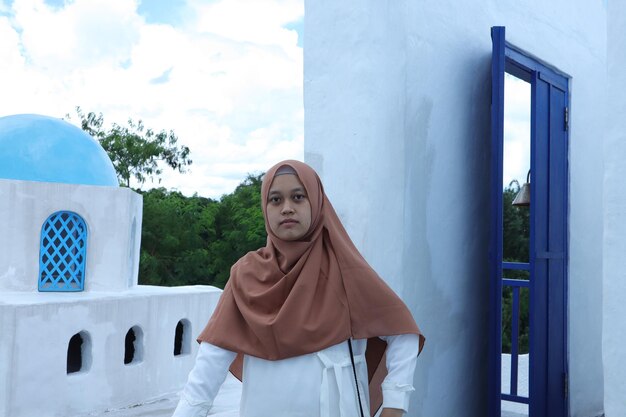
[0,179,143,292]
[0,286,221,417]
[0,305,15,414]
[603,2,626,416]
[304,1,606,415]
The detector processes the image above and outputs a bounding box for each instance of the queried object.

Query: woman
[173,160,425,417]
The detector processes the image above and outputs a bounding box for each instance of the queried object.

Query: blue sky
[0,0,304,198]
[135,0,304,47]
[136,0,188,25]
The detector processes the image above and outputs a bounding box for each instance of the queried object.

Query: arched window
[124,326,144,365]
[67,331,92,374]
[174,319,191,356]
[39,211,88,292]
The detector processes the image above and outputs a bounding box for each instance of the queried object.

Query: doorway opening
[490,26,569,417]
[501,71,531,417]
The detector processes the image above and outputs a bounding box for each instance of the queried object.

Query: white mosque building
[303,1,626,417]
[0,114,221,417]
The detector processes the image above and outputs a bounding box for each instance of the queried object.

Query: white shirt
[173,334,420,417]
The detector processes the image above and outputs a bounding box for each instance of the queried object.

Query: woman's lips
[280,219,298,226]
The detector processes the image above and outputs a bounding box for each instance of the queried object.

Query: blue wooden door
[489,26,569,417]
[488,25,506,417]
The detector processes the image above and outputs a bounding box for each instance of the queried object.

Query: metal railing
[502,261,529,405]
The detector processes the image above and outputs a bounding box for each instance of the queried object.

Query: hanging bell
[512,170,531,207]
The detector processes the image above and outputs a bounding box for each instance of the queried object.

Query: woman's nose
[281,203,294,214]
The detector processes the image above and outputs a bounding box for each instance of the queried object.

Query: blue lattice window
[39,211,88,292]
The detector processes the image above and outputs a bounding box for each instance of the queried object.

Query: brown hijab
[198,160,424,415]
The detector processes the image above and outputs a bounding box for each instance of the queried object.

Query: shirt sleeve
[378,334,421,414]
[172,342,237,417]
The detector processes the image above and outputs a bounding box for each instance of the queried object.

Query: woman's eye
[293,194,306,201]
[269,196,281,204]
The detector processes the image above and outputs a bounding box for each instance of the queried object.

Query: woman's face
[266,173,312,241]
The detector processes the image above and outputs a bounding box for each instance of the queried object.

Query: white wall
[0,305,15,413]
[0,286,221,417]
[0,179,142,292]
[0,178,227,416]
[304,1,606,415]
[603,2,626,416]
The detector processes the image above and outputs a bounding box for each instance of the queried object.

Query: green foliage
[503,181,529,263]
[501,182,531,354]
[139,188,217,286]
[137,174,266,288]
[70,108,264,287]
[70,107,192,187]
[208,174,266,288]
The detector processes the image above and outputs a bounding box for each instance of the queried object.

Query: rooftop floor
[80,374,242,417]
[79,353,529,417]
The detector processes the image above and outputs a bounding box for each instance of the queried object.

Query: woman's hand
[380,408,404,417]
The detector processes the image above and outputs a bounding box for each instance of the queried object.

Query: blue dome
[0,114,118,187]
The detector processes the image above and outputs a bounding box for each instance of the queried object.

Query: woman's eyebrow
[268,187,305,195]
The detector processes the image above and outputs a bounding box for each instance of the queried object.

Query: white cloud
[0,16,24,69]
[0,0,304,198]
[503,73,531,188]
[12,0,141,71]
[191,0,303,47]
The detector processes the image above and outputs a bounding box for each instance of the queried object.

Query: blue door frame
[489,26,569,417]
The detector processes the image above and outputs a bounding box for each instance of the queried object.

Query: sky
[503,73,531,190]
[0,0,304,199]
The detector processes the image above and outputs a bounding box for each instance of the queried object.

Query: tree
[70,107,192,187]
[139,188,218,286]
[501,181,531,354]
[503,180,530,263]
[136,174,266,289]
[207,174,266,287]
